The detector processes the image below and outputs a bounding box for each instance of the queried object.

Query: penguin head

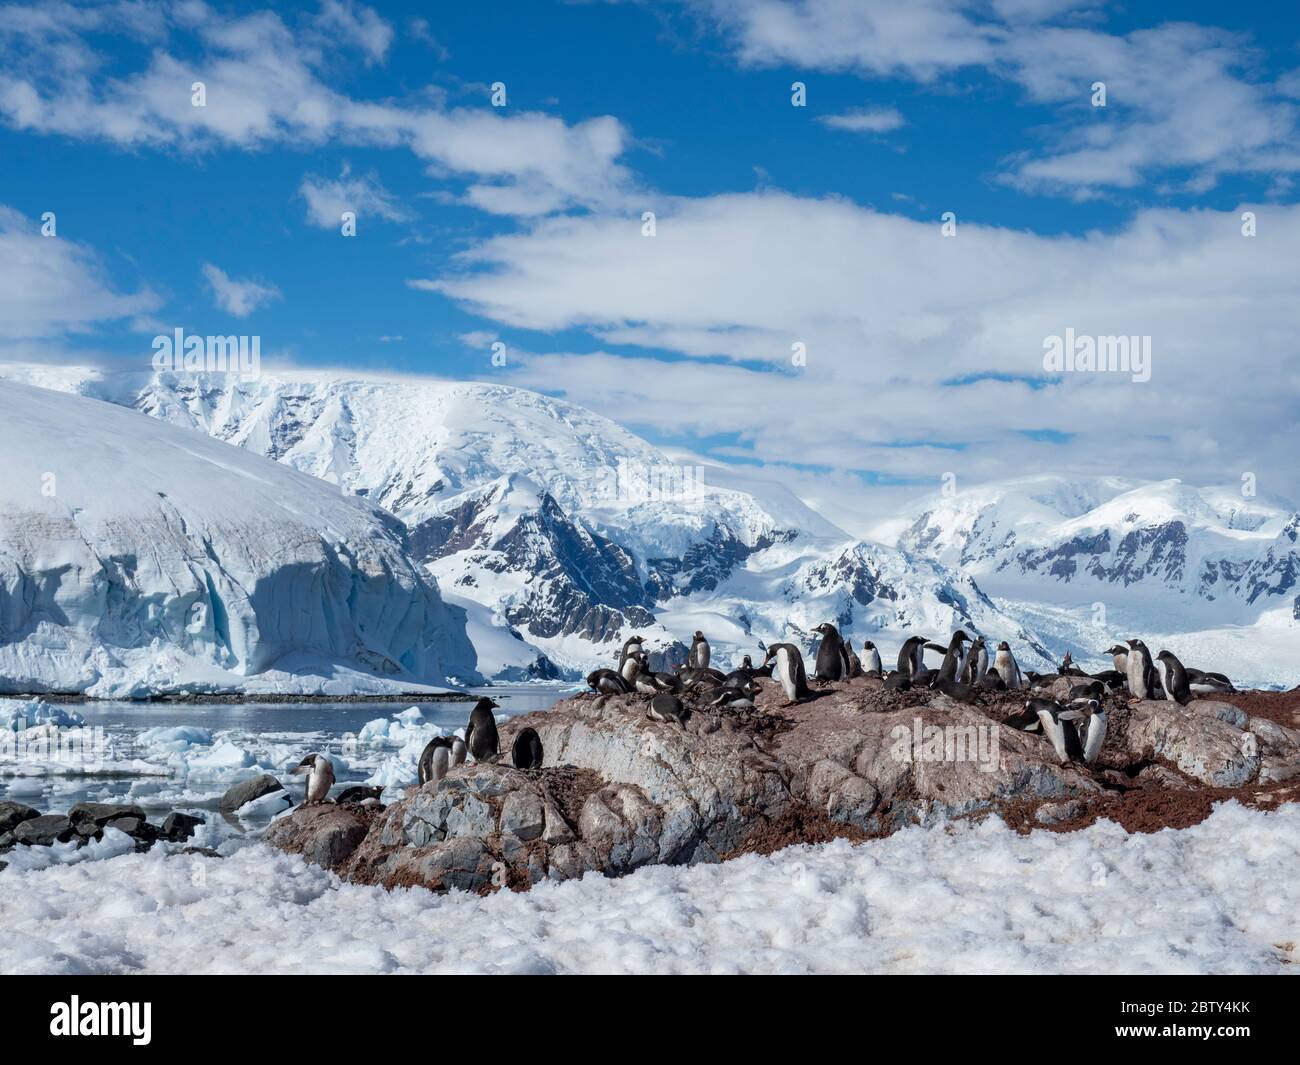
[997,641,1011,651]
[292,753,321,775]
[742,655,752,668]
[473,696,500,713]
[1105,644,1126,655]
[863,641,875,650]
[952,629,969,644]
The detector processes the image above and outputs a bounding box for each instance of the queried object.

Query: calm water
[0,685,573,849]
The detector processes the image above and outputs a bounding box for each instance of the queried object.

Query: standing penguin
[1155,650,1192,705]
[451,736,468,767]
[861,640,883,675]
[1125,640,1155,699]
[896,636,928,680]
[1079,702,1108,765]
[418,737,452,785]
[292,753,335,804]
[763,643,813,703]
[618,635,646,673]
[464,697,501,762]
[812,622,848,682]
[844,639,863,678]
[512,727,544,770]
[1106,644,1130,673]
[688,631,711,669]
[993,641,1027,690]
[936,630,970,684]
[961,636,988,685]
[1031,700,1083,763]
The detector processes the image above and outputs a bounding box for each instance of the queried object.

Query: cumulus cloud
[0,204,159,342]
[299,165,411,228]
[0,2,637,216]
[201,263,281,318]
[817,106,904,133]
[427,192,1300,501]
[690,0,1300,195]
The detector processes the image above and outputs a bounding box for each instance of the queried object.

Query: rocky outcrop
[263,680,1300,895]
[0,801,207,853]
[218,775,285,813]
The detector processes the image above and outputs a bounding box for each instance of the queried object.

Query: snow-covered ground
[2,802,1296,974]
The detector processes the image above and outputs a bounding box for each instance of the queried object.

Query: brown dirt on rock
[722,801,873,859]
[536,765,603,827]
[1221,687,1300,730]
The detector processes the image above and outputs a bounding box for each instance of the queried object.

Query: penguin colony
[289,631,1236,805]
[586,627,1237,767]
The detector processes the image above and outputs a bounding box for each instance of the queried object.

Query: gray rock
[12,814,74,846]
[263,804,368,870]
[161,812,206,842]
[68,802,146,828]
[0,801,41,836]
[218,775,284,813]
[499,789,545,842]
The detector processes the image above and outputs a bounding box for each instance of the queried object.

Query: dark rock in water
[69,802,146,829]
[12,814,75,846]
[161,812,206,842]
[218,774,285,812]
[0,800,41,835]
[106,815,159,843]
[263,804,369,870]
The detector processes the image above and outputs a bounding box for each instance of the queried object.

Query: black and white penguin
[292,752,335,804]
[1032,700,1083,763]
[882,670,911,691]
[861,640,883,675]
[1003,701,1043,731]
[587,668,632,695]
[978,669,1007,691]
[1185,667,1236,695]
[676,665,726,689]
[843,639,863,678]
[619,649,643,686]
[896,636,928,680]
[634,658,682,694]
[688,631,711,669]
[812,622,848,682]
[1060,651,1087,677]
[1078,701,1108,765]
[931,676,979,704]
[512,727,544,770]
[648,693,689,728]
[418,736,453,785]
[1125,639,1156,699]
[1092,669,1127,691]
[961,636,988,685]
[1068,680,1105,704]
[707,682,758,709]
[935,630,970,684]
[464,697,501,762]
[1155,650,1192,705]
[993,641,1027,690]
[335,785,384,806]
[1105,644,1130,673]
[618,634,647,673]
[763,643,813,703]
[451,737,468,767]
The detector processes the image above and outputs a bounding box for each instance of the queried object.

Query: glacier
[0,380,480,697]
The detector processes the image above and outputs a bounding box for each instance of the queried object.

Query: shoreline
[1,691,480,705]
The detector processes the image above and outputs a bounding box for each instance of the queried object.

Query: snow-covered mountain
[893,475,1300,686]
[3,365,1054,679]
[0,380,479,697]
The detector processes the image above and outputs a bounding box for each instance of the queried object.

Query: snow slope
[1,802,1295,973]
[0,381,479,696]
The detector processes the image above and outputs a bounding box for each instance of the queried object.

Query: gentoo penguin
[292,753,335,804]
[1068,680,1105,704]
[451,737,468,767]
[1092,669,1127,691]
[688,631,711,669]
[1060,651,1087,677]
[763,643,813,703]
[619,649,642,685]
[993,641,1027,690]
[706,683,757,709]
[843,639,863,678]
[648,693,689,728]
[512,727,544,770]
[335,785,383,806]
[882,670,911,691]
[1003,701,1043,731]
[931,676,979,704]
[812,622,848,682]
[861,640,883,675]
[418,736,453,785]
[1125,639,1155,699]
[896,636,928,680]
[634,658,681,694]
[1078,701,1108,765]
[978,669,1007,691]
[618,635,646,673]
[1032,700,1083,763]
[1155,650,1192,705]
[587,668,632,695]
[935,630,970,684]
[1185,667,1235,695]
[464,697,501,762]
[961,636,988,685]
[1105,644,1130,673]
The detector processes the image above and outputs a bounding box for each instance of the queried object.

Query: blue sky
[2,0,1299,522]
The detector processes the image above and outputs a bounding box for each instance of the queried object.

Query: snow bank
[2,802,1295,974]
[0,380,480,696]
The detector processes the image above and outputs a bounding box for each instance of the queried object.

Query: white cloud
[0,3,637,216]
[426,192,1300,501]
[200,263,281,318]
[299,164,411,228]
[692,0,1300,194]
[0,204,158,342]
[817,106,904,133]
